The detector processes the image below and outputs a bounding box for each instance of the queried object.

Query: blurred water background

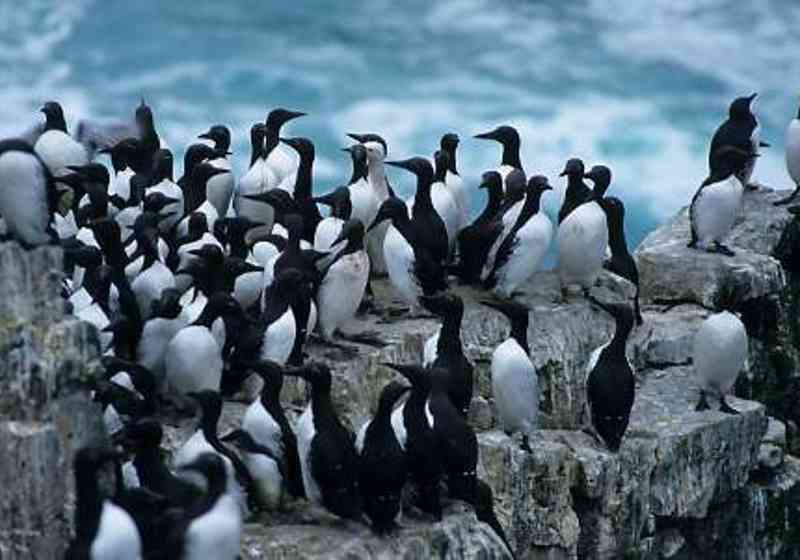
[1,0,799,248]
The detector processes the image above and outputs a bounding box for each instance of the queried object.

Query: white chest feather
[691,176,743,246]
[164,326,223,394]
[317,251,370,338]
[491,338,538,434]
[34,130,88,176]
[785,119,800,185]
[693,311,748,394]
[383,225,420,306]
[0,150,51,245]
[261,308,296,365]
[557,201,608,288]
[295,405,321,504]
[90,500,142,560]
[183,494,242,560]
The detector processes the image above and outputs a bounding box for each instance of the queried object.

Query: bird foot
[773,188,800,206]
[339,331,388,348]
[695,391,711,412]
[719,396,740,415]
[710,242,736,257]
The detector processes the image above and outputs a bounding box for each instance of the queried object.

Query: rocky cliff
[1,188,798,559]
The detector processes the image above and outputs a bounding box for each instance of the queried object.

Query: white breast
[786,119,800,185]
[691,176,743,247]
[265,145,298,183]
[261,308,296,365]
[147,179,184,233]
[132,261,175,319]
[110,168,135,205]
[313,217,345,253]
[242,399,284,459]
[492,212,553,297]
[491,338,538,435]
[383,225,420,307]
[693,311,748,395]
[557,201,608,289]
[390,404,407,451]
[205,162,234,217]
[165,326,223,394]
[176,201,218,239]
[316,251,370,338]
[234,160,277,227]
[423,327,440,367]
[295,405,321,504]
[242,450,283,511]
[0,150,51,246]
[89,500,142,560]
[34,129,88,176]
[137,316,188,382]
[183,494,242,560]
[349,179,379,228]
[445,171,470,231]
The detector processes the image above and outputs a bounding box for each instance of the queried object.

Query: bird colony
[0,92,794,559]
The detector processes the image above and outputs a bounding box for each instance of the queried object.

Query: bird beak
[543,183,554,191]
[161,196,180,205]
[341,146,355,154]
[418,295,440,314]
[380,362,417,380]
[98,146,112,155]
[219,430,239,443]
[198,131,212,140]
[479,299,504,314]
[759,141,770,148]
[243,262,264,274]
[241,192,269,203]
[346,133,366,143]
[286,110,306,120]
[157,210,176,222]
[473,130,498,141]
[384,159,410,171]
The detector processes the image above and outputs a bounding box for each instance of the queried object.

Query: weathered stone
[0,241,104,560]
[240,502,512,559]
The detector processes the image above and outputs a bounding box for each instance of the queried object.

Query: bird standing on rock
[708,93,769,190]
[585,298,635,452]
[482,298,538,452]
[474,125,524,192]
[693,310,748,414]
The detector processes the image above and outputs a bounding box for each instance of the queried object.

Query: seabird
[33,101,89,179]
[585,298,635,452]
[356,380,410,534]
[482,175,554,298]
[279,136,322,242]
[474,125,524,191]
[0,138,58,248]
[600,196,643,325]
[198,125,235,216]
[693,310,748,414]
[557,158,592,224]
[481,299,537,452]
[440,133,469,231]
[777,99,800,206]
[688,145,753,256]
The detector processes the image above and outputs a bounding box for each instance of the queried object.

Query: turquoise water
[2,0,799,247]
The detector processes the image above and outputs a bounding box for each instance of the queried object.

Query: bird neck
[510,320,529,355]
[185,179,208,214]
[438,313,463,355]
[259,385,283,417]
[608,321,631,355]
[518,188,543,223]
[294,156,314,200]
[133,446,170,488]
[250,137,263,167]
[73,468,103,543]
[264,126,280,157]
[477,185,503,225]
[565,173,587,197]
[140,122,159,155]
[349,159,368,185]
[310,384,335,423]
[334,199,352,221]
[342,235,364,255]
[607,220,629,256]
[227,234,248,259]
[45,112,68,134]
[443,146,458,175]
[501,142,522,169]
[413,176,434,209]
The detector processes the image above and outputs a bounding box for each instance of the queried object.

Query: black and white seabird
[474,125,524,192]
[385,363,442,519]
[342,143,380,231]
[136,288,187,383]
[368,197,448,314]
[312,185,352,255]
[34,101,89,178]
[198,125,235,216]
[427,366,478,502]
[688,145,753,256]
[220,429,284,511]
[693,310,748,414]
[287,362,360,519]
[709,93,769,190]
[65,446,142,560]
[316,219,371,342]
[557,166,610,298]
[235,123,273,226]
[557,158,592,224]
[424,150,460,252]
[419,293,474,417]
[264,108,306,191]
[356,379,410,534]
[347,132,393,275]
[389,156,449,264]
[134,98,162,173]
[164,452,243,560]
[146,149,183,234]
[440,133,469,231]
[279,136,322,242]
[239,360,305,498]
[0,138,58,248]
[452,171,504,285]
[164,293,240,394]
[482,175,554,298]
[600,196,643,325]
[585,298,635,452]
[777,100,800,206]
[176,162,228,238]
[481,298,538,452]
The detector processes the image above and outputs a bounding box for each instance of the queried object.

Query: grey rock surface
[0,242,104,560]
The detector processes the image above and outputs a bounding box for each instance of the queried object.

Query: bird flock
[0,91,795,559]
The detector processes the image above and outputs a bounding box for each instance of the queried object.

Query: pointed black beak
[384,159,411,172]
[346,133,367,143]
[330,229,348,248]
[474,130,498,141]
[198,131,213,140]
[759,141,770,148]
[242,261,264,274]
[241,192,270,203]
[341,146,355,154]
